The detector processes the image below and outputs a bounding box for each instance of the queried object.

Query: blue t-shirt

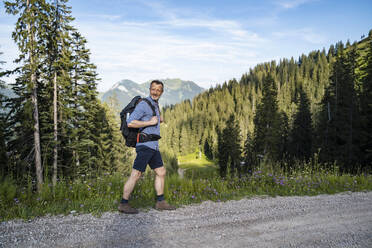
[127,96,160,150]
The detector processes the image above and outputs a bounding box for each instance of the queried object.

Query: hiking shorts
[133,145,163,172]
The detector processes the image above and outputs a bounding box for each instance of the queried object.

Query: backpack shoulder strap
[142,98,156,116]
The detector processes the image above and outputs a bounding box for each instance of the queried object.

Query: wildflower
[80,204,84,208]
[191,195,195,199]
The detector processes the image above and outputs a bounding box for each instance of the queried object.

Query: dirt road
[1,191,371,247]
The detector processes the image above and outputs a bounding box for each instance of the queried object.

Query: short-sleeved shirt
[127,96,160,150]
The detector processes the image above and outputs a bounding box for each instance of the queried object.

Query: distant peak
[110,79,138,90]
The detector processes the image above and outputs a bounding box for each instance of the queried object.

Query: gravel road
[1,191,371,248]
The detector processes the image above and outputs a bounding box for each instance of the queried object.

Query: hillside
[159,32,372,171]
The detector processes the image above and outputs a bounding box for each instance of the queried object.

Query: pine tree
[203,136,213,160]
[316,42,361,171]
[243,131,254,174]
[48,0,74,186]
[179,125,190,154]
[217,126,227,177]
[360,31,372,166]
[4,0,52,191]
[253,74,282,161]
[65,31,101,177]
[289,88,312,161]
[217,114,242,177]
[278,111,290,163]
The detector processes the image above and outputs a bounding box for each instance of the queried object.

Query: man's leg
[154,166,166,196]
[154,166,176,210]
[119,146,151,214]
[123,169,142,200]
[118,169,142,214]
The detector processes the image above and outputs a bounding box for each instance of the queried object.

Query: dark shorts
[133,145,163,172]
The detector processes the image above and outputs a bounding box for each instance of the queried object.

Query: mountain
[0,84,16,99]
[100,78,205,109]
[0,84,16,113]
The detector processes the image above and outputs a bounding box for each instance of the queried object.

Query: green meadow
[178,152,218,178]
[0,152,371,221]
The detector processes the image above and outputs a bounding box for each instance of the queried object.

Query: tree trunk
[73,67,80,169]
[53,71,58,187]
[27,0,43,192]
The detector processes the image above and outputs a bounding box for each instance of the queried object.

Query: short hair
[150,80,164,91]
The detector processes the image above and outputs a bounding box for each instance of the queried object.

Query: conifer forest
[1,0,372,192]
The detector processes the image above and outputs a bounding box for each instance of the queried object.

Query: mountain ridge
[100,78,205,109]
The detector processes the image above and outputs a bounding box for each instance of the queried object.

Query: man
[118,80,176,214]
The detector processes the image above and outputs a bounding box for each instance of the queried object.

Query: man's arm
[128,116,158,128]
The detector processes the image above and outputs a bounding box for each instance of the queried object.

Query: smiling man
[118,80,176,214]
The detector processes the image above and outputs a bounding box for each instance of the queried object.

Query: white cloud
[277,0,315,9]
[75,11,266,91]
[273,28,327,44]
[88,14,122,21]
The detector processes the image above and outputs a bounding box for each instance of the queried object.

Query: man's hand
[160,116,164,123]
[149,116,158,125]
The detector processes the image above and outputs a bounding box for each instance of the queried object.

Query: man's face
[150,83,163,101]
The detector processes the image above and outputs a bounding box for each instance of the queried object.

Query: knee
[156,167,166,178]
[130,170,142,181]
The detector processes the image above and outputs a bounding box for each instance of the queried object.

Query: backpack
[120,96,156,147]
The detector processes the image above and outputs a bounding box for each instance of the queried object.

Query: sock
[156,194,164,202]
[121,198,129,204]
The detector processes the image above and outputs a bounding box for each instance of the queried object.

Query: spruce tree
[203,136,213,160]
[47,0,74,186]
[243,131,254,174]
[317,42,360,171]
[360,31,372,166]
[289,88,312,161]
[65,31,101,177]
[217,126,227,177]
[217,114,242,177]
[253,74,282,161]
[4,0,52,191]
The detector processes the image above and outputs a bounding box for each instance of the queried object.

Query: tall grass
[1,160,371,221]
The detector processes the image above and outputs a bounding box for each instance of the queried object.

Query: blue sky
[1,0,371,91]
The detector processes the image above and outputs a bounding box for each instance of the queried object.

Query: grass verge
[1,163,371,221]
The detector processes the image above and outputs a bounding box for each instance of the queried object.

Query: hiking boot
[118,203,139,214]
[155,200,176,211]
